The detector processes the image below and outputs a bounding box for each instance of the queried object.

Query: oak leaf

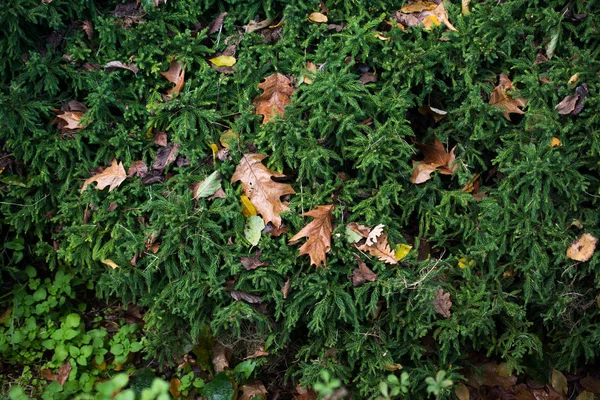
[433,288,452,318]
[567,233,597,262]
[161,60,185,98]
[366,224,384,246]
[231,154,296,228]
[81,159,126,192]
[357,231,397,264]
[289,205,334,267]
[411,139,457,184]
[350,255,378,286]
[253,73,295,123]
[489,73,527,121]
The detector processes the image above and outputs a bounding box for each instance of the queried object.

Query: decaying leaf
[244,18,274,33]
[393,1,457,31]
[433,288,452,318]
[245,215,265,246]
[153,131,168,147]
[350,256,378,286]
[289,205,334,267]
[366,224,384,246]
[580,376,600,394]
[152,143,181,172]
[191,171,222,200]
[52,109,85,133]
[411,139,457,184]
[231,154,296,228]
[253,73,295,123]
[244,346,269,360]
[208,12,228,34]
[418,105,447,122]
[576,391,595,400]
[401,1,437,13]
[127,161,147,178]
[455,383,470,400]
[308,12,328,23]
[240,381,268,400]
[240,251,269,270]
[295,386,318,400]
[40,368,57,381]
[466,361,517,389]
[104,61,139,74]
[489,73,527,121]
[567,233,597,262]
[555,83,588,116]
[169,378,181,398]
[81,159,127,192]
[212,342,229,373]
[231,291,262,304]
[357,231,397,264]
[282,279,291,299]
[551,370,568,395]
[57,361,72,386]
[161,60,185,98]
[82,20,93,40]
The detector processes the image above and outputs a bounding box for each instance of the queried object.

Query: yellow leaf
[308,12,328,23]
[241,195,257,217]
[102,259,120,269]
[0,168,3,174]
[421,15,441,30]
[145,127,153,138]
[551,137,562,147]
[269,20,284,28]
[374,32,390,41]
[458,257,468,269]
[219,130,239,149]
[401,1,437,13]
[394,244,412,261]
[209,55,237,67]
[170,378,181,398]
[461,0,471,15]
[568,73,579,85]
[210,143,218,163]
[92,360,106,371]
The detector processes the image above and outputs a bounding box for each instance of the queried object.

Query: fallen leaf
[576,391,595,400]
[245,215,265,246]
[345,224,364,243]
[128,161,147,178]
[455,383,470,400]
[346,222,371,239]
[431,2,457,31]
[81,159,127,192]
[40,368,57,381]
[357,231,397,264]
[240,381,268,400]
[253,73,295,123]
[401,1,438,13]
[366,224,385,246]
[161,60,185,98]
[461,0,471,15]
[418,105,447,122]
[244,18,274,33]
[359,72,377,85]
[568,73,579,85]
[374,32,391,40]
[467,361,517,389]
[556,84,588,116]
[350,256,378,286]
[566,233,597,262]
[411,139,457,184]
[191,171,222,200]
[212,343,229,373]
[308,12,328,23]
[82,20,93,40]
[169,378,181,398]
[104,61,139,74]
[231,154,296,228]
[208,12,228,34]
[295,386,318,400]
[240,252,269,270]
[0,308,11,324]
[421,15,441,30]
[153,131,168,147]
[395,244,412,261]
[152,143,181,172]
[551,370,568,395]
[220,129,239,149]
[433,288,452,318]
[209,55,237,67]
[304,61,317,84]
[391,11,421,27]
[52,111,85,133]
[231,291,262,304]
[57,361,72,386]
[102,259,120,269]
[551,137,562,147]
[241,195,258,217]
[581,377,600,394]
[282,279,291,299]
[244,346,269,360]
[289,205,334,267]
[489,73,527,121]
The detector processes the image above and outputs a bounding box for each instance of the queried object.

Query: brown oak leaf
[350,255,378,286]
[81,159,126,192]
[231,154,296,228]
[161,60,185,99]
[433,288,452,318]
[127,160,147,177]
[253,73,295,123]
[289,205,334,267]
[489,73,527,121]
[357,231,397,264]
[555,83,588,116]
[411,139,457,184]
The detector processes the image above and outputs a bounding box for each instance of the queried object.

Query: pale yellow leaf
[209,55,237,67]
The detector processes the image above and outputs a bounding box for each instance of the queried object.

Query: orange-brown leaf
[289,205,334,267]
[53,111,85,133]
[433,288,452,318]
[411,139,457,184]
[240,381,268,400]
[253,73,295,123]
[357,231,397,264]
[81,159,127,192]
[401,1,438,13]
[567,233,597,262]
[161,60,185,98]
[231,154,296,228]
[351,256,378,286]
[489,73,527,120]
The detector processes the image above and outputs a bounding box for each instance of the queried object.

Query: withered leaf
[153,143,181,172]
[231,154,296,228]
[366,224,384,246]
[240,381,268,400]
[455,384,470,400]
[411,139,457,184]
[208,12,228,34]
[231,290,263,304]
[401,1,438,13]
[161,60,185,98]
[350,256,378,286]
[433,288,452,318]
[243,346,269,360]
[556,83,588,116]
[57,361,72,386]
[104,61,139,74]
[52,110,85,133]
[295,386,318,400]
[489,73,527,121]
[551,370,568,395]
[308,12,328,23]
[359,72,377,85]
[240,252,269,270]
[169,378,181,398]
[81,20,93,40]
[576,391,595,400]
[127,160,147,178]
[467,361,517,390]
[567,233,597,262]
[153,131,168,147]
[81,159,126,192]
[212,343,229,374]
[253,73,295,123]
[40,368,57,381]
[418,105,447,122]
[289,205,334,267]
[357,231,397,264]
[244,18,274,33]
[581,377,600,394]
[282,279,291,299]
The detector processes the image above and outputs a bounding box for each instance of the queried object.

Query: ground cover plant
[2,0,600,398]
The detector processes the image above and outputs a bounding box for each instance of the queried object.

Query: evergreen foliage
[1,0,600,397]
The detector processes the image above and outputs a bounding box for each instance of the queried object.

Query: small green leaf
[111,343,124,356]
[65,313,81,328]
[244,216,265,246]
[202,372,235,400]
[33,288,47,301]
[345,225,362,243]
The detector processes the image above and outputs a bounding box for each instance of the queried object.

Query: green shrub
[1,0,600,398]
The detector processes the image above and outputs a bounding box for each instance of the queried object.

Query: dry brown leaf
[82,20,93,40]
[401,1,438,13]
[153,131,168,147]
[551,370,568,395]
[556,84,588,116]
[81,159,127,192]
[359,72,377,85]
[467,361,517,389]
[127,160,147,178]
[431,2,457,31]
[152,143,181,172]
[208,12,228,34]
[253,73,295,123]
[489,73,527,121]
[568,73,579,85]
[357,232,397,264]
[455,383,470,400]
[581,377,600,394]
[289,205,334,267]
[240,252,269,270]
[231,154,296,228]
[461,0,471,15]
[57,361,72,386]
[418,105,447,122]
[40,368,57,381]
[282,279,291,299]
[244,18,274,33]
[52,110,85,133]
[104,61,139,74]
[350,256,378,286]
[433,288,452,318]
[576,390,596,400]
[391,11,421,27]
[567,233,597,262]
[411,139,457,184]
[240,381,268,400]
[161,60,185,98]
[347,222,371,238]
[243,346,269,360]
[295,386,318,400]
[169,378,181,398]
[212,343,229,373]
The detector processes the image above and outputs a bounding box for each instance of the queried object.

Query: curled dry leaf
[82,20,93,40]
[411,139,457,184]
[244,18,274,33]
[231,290,263,304]
[418,105,447,122]
[208,12,228,34]
[240,251,269,270]
[289,205,334,267]
[489,73,527,121]
[81,159,127,192]
[350,256,378,286]
[253,73,295,123]
[104,61,139,74]
[161,60,185,98]
[566,233,597,262]
[128,161,147,178]
[240,381,268,400]
[231,154,296,228]
[57,361,72,386]
[153,143,181,172]
[102,259,120,269]
[433,288,452,318]
[308,12,328,23]
[555,83,588,116]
